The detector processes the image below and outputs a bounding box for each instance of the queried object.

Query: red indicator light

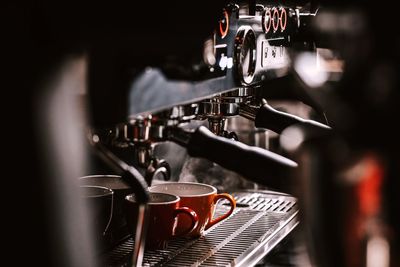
[272,8,279,32]
[219,10,229,38]
[280,8,287,32]
[263,8,272,33]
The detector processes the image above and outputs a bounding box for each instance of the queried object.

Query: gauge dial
[219,10,229,38]
[280,8,287,32]
[263,8,272,33]
[235,27,256,85]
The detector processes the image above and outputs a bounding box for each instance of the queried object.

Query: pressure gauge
[234,27,256,85]
[219,10,229,38]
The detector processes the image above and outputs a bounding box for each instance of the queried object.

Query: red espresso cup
[125,192,198,250]
[149,182,236,238]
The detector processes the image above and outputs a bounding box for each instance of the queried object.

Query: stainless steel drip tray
[102,190,299,267]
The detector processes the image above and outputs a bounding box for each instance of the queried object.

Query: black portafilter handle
[254,101,331,134]
[256,74,325,116]
[168,126,298,188]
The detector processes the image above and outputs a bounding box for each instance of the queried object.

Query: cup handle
[206,193,236,229]
[172,207,199,237]
[103,194,113,236]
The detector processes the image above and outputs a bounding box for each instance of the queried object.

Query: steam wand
[88,132,149,267]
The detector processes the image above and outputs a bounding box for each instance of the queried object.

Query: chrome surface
[116,105,199,144]
[128,69,237,117]
[238,104,259,121]
[208,118,226,136]
[102,191,298,267]
[116,119,165,143]
[225,87,254,97]
[165,105,199,122]
[234,27,257,85]
[198,101,240,117]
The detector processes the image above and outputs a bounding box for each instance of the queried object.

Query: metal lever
[167,126,297,189]
[88,133,149,267]
[256,73,326,116]
[240,99,331,134]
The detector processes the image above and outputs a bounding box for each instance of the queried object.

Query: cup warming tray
[101,190,299,267]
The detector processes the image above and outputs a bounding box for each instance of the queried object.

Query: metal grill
[102,191,298,267]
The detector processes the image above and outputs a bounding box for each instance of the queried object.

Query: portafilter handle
[167,126,298,189]
[240,99,331,134]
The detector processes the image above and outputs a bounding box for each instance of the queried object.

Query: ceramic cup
[149,182,236,238]
[80,185,114,237]
[125,192,198,250]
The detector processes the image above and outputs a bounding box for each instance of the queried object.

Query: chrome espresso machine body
[101,1,327,185]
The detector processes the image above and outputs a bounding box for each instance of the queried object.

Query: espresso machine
[19,0,400,266]
[84,1,333,266]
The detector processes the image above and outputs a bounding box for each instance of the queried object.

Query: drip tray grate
[102,191,299,267]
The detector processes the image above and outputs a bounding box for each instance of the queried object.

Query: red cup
[125,192,198,250]
[149,182,236,238]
